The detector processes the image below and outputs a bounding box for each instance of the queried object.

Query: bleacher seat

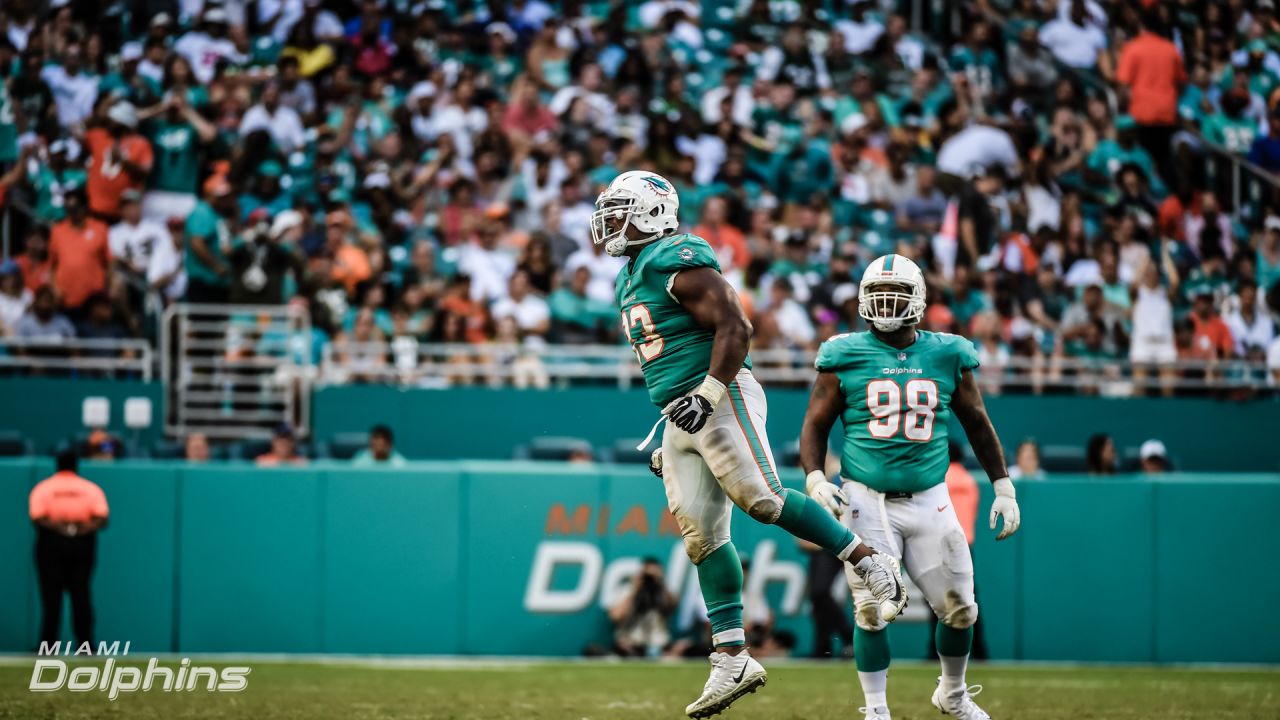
[780,440,802,470]
[1040,444,1088,473]
[514,436,593,462]
[600,439,651,465]
[0,431,33,457]
[149,439,186,460]
[321,433,369,460]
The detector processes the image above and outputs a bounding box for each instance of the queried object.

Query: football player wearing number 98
[800,253,1021,720]
[598,171,907,719]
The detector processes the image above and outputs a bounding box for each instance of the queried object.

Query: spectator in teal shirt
[184,176,240,303]
[239,160,293,221]
[549,265,614,344]
[98,43,161,108]
[1087,114,1166,196]
[140,90,217,223]
[29,140,88,223]
[351,425,407,467]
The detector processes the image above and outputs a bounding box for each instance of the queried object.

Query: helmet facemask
[591,188,672,257]
[859,281,925,332]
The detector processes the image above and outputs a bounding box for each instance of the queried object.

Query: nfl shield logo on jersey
[850,508,859,519]
[897,352,907,361]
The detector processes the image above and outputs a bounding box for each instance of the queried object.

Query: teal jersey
[816,330,980,492]
[147,120,201,193]
[31,166,88,222]
[1201,113,1257,154]
[185,200,234,287]
[0,80,17,164]
[615,234,751,407]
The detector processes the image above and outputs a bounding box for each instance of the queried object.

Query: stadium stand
[1,0,1279,429]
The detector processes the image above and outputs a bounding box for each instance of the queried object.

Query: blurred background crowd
[1,0,1279,395]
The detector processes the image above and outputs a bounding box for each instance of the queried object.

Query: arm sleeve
[814,337,843,372]
[1116,44,1133,85]
[955,335,981,384]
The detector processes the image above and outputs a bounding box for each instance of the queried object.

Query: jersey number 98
[865,378,938,441]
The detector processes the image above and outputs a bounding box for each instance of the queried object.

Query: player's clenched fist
[662,376,725,434]
[989,477,1021,540]
[805,470,847,518]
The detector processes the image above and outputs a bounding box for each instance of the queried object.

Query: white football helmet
[859,254,926,332]
[591,170,680,257]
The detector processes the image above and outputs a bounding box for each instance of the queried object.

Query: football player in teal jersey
[595,171,907,718]
[800,254,1022,720]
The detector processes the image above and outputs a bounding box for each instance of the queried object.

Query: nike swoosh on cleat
[733,663,748,683]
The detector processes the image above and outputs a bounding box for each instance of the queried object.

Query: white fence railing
[161,303,313,440]
[0,338,153,379]
[318,341,1279,395]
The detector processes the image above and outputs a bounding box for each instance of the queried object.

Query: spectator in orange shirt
[437,274,490,345]
[1188,290,1235,359]
[1116,11,1185,182]
[324,210,372,294]
[29,451,109,649]
[927,443,987,660]
[48,187,111,315]
[84,100,154,223]
[255,424,308,466]
[693,196,750,271]
[15,225,53,294]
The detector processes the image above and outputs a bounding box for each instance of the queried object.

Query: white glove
[806,470,846,518]
[649,448,663,478]
[989,477,1020,540]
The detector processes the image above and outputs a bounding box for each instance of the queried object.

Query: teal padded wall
[1,458,1277,663]
[312,386,1280,472]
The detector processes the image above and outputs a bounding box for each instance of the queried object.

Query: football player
[800,254,1022,720]
[596,171,907,719]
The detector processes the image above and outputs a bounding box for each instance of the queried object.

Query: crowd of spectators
[1,0,1279,393]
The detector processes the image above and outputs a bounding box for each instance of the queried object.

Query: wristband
[693,375,727,408]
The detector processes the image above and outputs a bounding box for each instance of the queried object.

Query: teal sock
[935,623,973,657]
[696,542,745,647]
[775,488,858,559]
[854,625,891,672]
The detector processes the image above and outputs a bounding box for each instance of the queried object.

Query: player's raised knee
[854,603,887,632]
[940,600,978,629]
[745,494,783,524]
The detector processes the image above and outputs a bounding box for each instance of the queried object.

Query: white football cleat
[684,649,767,718]
[852,553,908,622]
[860,705,892,720]
[931,678,991,719]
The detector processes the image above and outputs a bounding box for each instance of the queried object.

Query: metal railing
[161,303,313,440]
[318,341,1278,395]
[0,337,154,379]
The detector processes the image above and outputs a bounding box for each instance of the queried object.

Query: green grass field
[1,658,1277,720]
